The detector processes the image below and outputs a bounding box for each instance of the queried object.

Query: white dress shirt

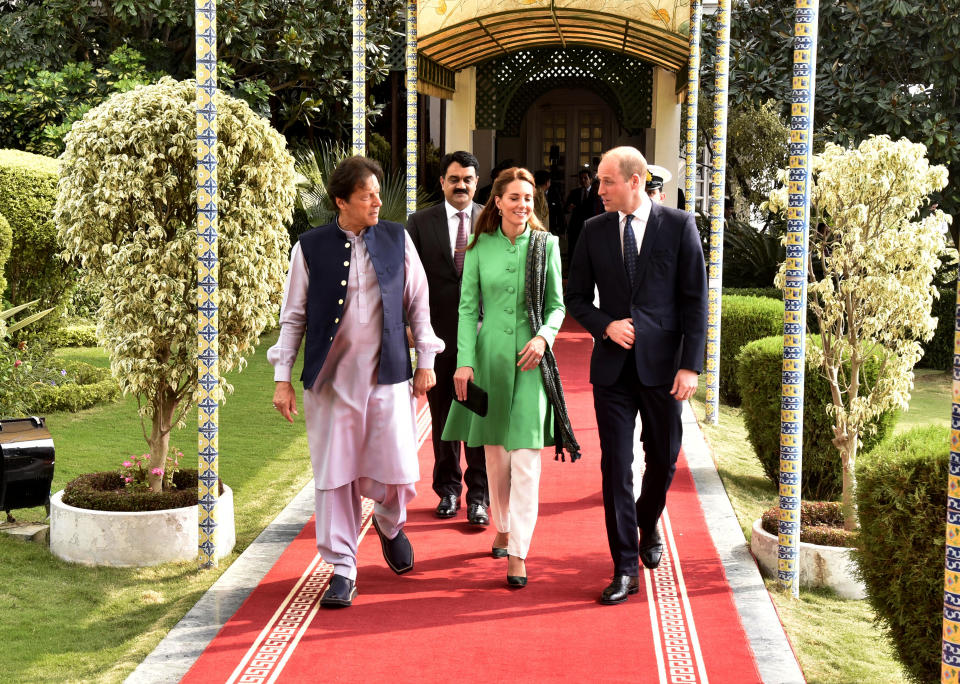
[445,200,473,258]
[617,193,653,257]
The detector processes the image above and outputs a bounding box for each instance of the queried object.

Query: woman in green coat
[442,167,565,588]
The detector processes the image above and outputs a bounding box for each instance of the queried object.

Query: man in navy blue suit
[565,146,707,605]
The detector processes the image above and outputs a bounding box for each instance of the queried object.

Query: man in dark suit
[565,146,707,605]
[565,167,596,262]
[406,151,489,525]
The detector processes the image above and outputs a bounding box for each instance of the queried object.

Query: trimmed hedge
[722,286,782,301]
[0,149,74,327]
[918,284,955,371]
[736,335,896,500]
[46,322,97,348]
[714,295,784,405]
[26,360,119,413]
[63,468,223,512]
[760,501,856,547]
[0,212,10,294]
[855,426,949,683]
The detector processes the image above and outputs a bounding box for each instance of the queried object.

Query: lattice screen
[475,48,654,135]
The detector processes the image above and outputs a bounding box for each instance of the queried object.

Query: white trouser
[484,445,542,559]
[314,477,417,580]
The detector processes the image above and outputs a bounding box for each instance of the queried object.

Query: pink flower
[151,467,164,476]
[124,477,132,483]
[13,359,21,368]
[122,461,132,468]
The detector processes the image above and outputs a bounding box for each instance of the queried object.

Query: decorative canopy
[417,0,691,73]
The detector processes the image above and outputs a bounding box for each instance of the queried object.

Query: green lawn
[0,330,314,684]
[691,366,953,683]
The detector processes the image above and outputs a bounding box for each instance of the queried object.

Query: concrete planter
[750,518,865,599]
[49,485,235,567]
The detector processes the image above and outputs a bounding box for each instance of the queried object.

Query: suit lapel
[604,212,630,292]
[431,204,458,276]
[633,204,662,289]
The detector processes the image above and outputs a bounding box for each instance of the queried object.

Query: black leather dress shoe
[467,503,489,525]
[320,574,357,608]
[640,529,664,570]
[600,575,640,605]
[435,495,459,518]
[372,516,414,574]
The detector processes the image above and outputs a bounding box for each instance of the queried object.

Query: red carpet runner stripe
[183,323,761,683]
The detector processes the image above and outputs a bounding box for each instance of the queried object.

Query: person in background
[406,151,490,525]
[533,169,551,228]
[644,164,672,205]
[270,156,444,608]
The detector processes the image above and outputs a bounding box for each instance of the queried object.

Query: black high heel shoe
[507,556,527,588]
[491,546,508,558]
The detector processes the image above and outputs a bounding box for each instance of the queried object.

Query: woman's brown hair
[467,167,547,249]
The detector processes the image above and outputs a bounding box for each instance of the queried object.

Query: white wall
[444,67,476,154]
[649,67,684,209]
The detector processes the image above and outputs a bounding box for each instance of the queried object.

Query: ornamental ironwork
[476,48,653,136]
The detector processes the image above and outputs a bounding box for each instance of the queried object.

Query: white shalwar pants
[314,477,417,580]
[484,445,542,559]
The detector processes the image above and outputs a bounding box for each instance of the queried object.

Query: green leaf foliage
[854,426,949,683]
[0,149,74,331]
[760,501,856,547]
[62,469,219,512]
[45,322,98,348]
[713,294,784,406]
[0,0,404,142]
[26,360,120,413]
[918,285,957,371]
[0,212,10,296]
[736,335,896,500]
[0,46,161,157]
[55,77,295,434]
[701,0,960,244]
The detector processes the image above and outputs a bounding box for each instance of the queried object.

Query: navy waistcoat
[298,220,412,389]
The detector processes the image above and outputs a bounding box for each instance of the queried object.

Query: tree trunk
[841,437,860,531]
[145,388,177,492]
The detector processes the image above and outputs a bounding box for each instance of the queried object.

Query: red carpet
[183,321,762,683]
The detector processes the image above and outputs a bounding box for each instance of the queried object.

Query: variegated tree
[768,135,951,530]
[56,77,295,491]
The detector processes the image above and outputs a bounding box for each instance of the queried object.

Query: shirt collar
[617,193,652,225]
[445,200,471,219]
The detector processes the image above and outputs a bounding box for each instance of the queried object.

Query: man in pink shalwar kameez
[269,156,443,608]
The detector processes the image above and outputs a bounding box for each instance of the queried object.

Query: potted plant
[47,77,295,566]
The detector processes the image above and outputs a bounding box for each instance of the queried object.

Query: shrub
[56,77,295,490]
[62,468,222,512]
[760,501,856,547]
[918,284,955,371]
[0,149,74,329]
[722,287,782,300]
[0,212,10,295]
[46,322,97,348]
[714,294,784,406]
[26,360,119,413]
[736,335,896,500]
[855,426,948,683]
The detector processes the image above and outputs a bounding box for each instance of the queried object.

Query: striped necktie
[454,211,467,275]
[623,214,640,287]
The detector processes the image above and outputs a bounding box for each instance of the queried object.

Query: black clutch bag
[454,380,488,417]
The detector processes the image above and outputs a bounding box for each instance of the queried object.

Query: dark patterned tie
[623,214,640,288]
[454,211,467,275]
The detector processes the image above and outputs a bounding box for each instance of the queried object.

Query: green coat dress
[441,226,565,450]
